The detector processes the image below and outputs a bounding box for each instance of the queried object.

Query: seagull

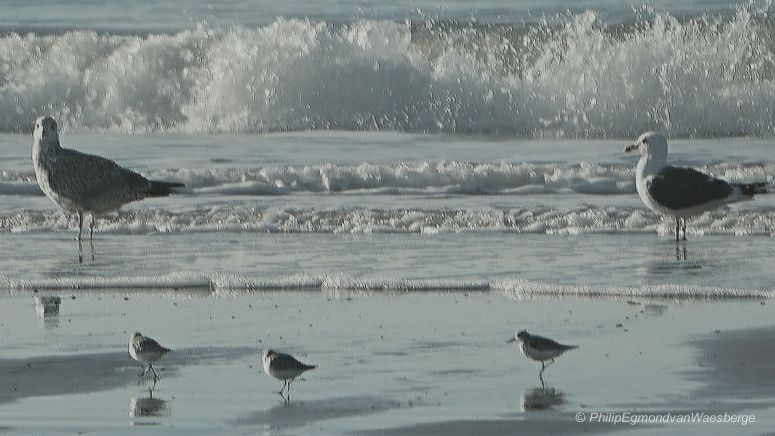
[129,332,172,382]
[32,116,184,241]
[508,330,577,387]
[625,132,768,242]
[261,349,316,401]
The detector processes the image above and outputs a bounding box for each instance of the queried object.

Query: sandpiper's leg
[681,218,687,241]
[674,217,680,243]
[78,239,83,264]
[138,366,147,377]
[539,361,546,387]
[77,211,84,241]
[278,380,287,397]
[89,214,95,241]
[149,363,159,382]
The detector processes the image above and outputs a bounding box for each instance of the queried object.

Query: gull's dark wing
[646,166,733,210]
[47,148,151,209]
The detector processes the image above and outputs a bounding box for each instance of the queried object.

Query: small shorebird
[32,116,184,242]
[129,332,172,382]
[262,349,316,401]
[508,330,578,387]
[625,132,768,242]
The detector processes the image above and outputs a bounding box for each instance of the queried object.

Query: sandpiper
[129,332,172,382]
[262,349,316,401]
[508,330,578,387]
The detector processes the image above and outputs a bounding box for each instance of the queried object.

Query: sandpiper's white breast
[262,353,273,377]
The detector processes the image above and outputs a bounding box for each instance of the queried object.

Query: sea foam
[2,9,775,137]
[1,160,771,197]
[3,272,773,299]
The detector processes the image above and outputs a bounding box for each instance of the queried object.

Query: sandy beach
[0,289,773,434]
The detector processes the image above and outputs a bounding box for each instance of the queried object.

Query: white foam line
[493,280,775,300]
[3,274,773,299]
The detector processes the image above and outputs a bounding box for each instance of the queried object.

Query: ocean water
[3,1,775,435]
[1,132,775,296]
[1,0,775,295]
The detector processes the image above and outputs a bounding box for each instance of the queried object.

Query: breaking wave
[0,160,772,196]
[3,205,775,236]
[2,8,775,137]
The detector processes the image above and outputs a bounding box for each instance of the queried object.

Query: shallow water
[0,293,773,434]
[2,132,774,296]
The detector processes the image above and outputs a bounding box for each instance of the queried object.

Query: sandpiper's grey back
[520,331,578,352]
[132,333,172,355]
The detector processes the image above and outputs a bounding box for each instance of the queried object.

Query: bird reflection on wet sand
[641,244,702,279]
[129,387,168,419]
[77,238,95,264]
[521,387,566,411]
[33,295,61,329]
[675,244,687,261]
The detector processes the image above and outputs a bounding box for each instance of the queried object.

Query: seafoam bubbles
[1,9,775,136]
[4,159,775,196]
[3,205,775,236]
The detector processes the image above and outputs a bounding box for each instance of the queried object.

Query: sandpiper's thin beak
[506,337,517,344]
[624,143,639,153]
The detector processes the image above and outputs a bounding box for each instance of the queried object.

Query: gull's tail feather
[733,182,770,197]
[145,180,185,197]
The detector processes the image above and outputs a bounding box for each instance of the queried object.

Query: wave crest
[2,9,775,136]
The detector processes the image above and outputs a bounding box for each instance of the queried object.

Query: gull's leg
[77,211,84,242]
[681,218,687,241]
[674,217,680,243]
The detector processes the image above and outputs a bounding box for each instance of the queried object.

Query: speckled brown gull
[32,116,184,241]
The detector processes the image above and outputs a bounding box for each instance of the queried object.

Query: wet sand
[0,292,773,434]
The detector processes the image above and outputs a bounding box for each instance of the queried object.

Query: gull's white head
[624,131,668,159]
[32,116,59,146]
